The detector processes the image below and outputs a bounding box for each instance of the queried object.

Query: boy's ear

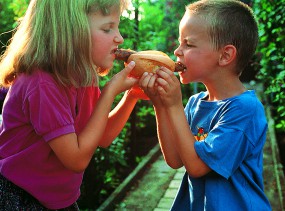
[219,45,237,66]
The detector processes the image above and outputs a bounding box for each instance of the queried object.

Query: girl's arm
[98,88,139,147]
[48,62,138,173]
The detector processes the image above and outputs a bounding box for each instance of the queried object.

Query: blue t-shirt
[171,90,271,211]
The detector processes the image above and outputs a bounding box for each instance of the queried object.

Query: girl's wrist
[124,90,139,102]
[101,83,117,100]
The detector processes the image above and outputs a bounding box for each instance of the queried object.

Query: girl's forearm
[98,91,138,147]
[50,85,118,172]
[78,85,117,156]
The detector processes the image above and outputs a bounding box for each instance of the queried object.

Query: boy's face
[88,10,124,75]
[174,12,221,84]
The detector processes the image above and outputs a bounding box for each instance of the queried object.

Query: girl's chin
[97,67,111,76]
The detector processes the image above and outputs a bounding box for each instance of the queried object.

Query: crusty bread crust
[128,51,175,78]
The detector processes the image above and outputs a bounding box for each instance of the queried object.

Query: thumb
[121,61,135,76]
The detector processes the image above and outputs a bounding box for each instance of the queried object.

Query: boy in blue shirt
[139,0,271,210]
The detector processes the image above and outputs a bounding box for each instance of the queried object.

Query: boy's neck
[204,79,247,101]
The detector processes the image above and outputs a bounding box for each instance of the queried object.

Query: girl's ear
[219,45,237,66]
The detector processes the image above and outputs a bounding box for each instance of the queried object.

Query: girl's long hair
[0,0,129,88]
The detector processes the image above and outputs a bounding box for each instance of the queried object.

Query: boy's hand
[155,67,182,108]
[139,72,163,106]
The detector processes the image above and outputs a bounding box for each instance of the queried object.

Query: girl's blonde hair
[0,0,129,87]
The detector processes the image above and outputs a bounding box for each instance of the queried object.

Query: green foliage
[254,0,285,132]
[0,0,29,54]
[78,136,131,208]
[0,0,15,54]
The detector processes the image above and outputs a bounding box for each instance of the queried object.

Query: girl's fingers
[110,61,138,93]
[121,61,136,76]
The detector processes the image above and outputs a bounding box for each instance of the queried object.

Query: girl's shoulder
[10,69,67,101]
[15,69,61,91]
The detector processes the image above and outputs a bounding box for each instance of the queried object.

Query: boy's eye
[187,43,194,47]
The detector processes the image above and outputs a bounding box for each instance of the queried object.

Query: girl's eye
[102,28,111,33]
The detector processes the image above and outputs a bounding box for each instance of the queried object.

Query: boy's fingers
[156,77,170,91]
[148,74,157,88]
[157,67,174,82]
[160,66,173,74]
[139,72,151,87]
[157,85,166,96]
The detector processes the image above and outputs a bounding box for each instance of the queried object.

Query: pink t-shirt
[0,70,100,209]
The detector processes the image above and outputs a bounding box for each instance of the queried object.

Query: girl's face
[174,12,220,84]
[88,9,124,75]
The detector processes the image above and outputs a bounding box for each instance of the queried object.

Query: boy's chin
[179,77,189,84]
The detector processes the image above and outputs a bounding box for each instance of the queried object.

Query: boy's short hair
[187,0,258,73]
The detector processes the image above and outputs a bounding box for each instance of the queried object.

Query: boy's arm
[139,72,183,168]
[154,105,184,168]
[166,104,211,177]
[156,67,211,177]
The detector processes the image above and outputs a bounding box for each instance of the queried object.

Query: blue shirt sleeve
[189,91,267,179]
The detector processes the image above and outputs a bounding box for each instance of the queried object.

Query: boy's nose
[174,47,183,57]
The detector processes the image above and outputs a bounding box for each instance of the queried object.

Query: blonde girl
[0,0,141,210]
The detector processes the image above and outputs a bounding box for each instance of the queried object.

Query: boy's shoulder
[230,90,260,109]
[188,90,263,115]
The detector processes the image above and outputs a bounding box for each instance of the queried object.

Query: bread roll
[114,49,186,77]
[127,50,175,78]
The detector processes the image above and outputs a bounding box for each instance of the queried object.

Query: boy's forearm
[166,105,211,177]
[154,106,184,168]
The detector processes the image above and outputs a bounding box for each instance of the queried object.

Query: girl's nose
[114,32,124,44]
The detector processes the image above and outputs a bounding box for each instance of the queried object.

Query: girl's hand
[105,61,138,97]
[155,67,182,108]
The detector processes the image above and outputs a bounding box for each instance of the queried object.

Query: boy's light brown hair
[187,0,258,74]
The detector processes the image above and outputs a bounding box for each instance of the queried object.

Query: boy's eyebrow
[178,36,195,43]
